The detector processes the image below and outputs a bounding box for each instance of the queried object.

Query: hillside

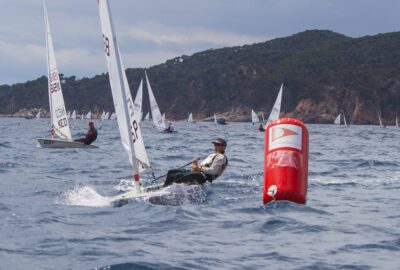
[1,29,400,124]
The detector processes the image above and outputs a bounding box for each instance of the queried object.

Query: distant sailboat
[145,71,167,131]
[378,112,384,127]
[144,112,150,121]
[81,113,84,120]
[36,110,41,119]
[100,111,106,120]
[265,84,283,127]
[97,0,152,191]
[396,116,399,128]
[251,109,260,125]
[214,113,227,125]
[133,80,143,123]
[67,111,71,119]
[188,113,196,123]
[110,112,116,120]
[70,110,76,120]
[334,114,341,125]
[37,2,96,149]
[105,111,110,120]
[85,111,92,120]
[343,114,348,126]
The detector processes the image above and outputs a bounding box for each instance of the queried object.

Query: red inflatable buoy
[263,118,309,204]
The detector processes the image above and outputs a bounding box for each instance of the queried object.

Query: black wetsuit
[75,127,97,145]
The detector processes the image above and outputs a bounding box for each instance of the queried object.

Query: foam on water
[59,185,111,207]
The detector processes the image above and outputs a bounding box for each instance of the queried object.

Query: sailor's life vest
[199,153,228,181]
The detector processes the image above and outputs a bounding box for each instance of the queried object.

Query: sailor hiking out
[163,138,228,187]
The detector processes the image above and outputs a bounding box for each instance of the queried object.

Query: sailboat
[145,71,168,131]
[97,0,155,195]
[378,112,384,127]
[70,110,76,120]
[36,110,41,119]
[100,110,107,121]
[334,114,341,125]
[144,112,150,121]
[188,113,196,123]
[81,113,84,120]
[105,111,110,120]
[133,80,143,123]
[67,111,71,119]
[37,2,97,149]
[214,113,227,125]
[85,111,92,120]
[343,114,348,126]
[110,112,116,120]
[251,109,260,125]
[264,84,283,127]
[396,116,399,128]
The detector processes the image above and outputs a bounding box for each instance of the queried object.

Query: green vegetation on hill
[1,30,399,124]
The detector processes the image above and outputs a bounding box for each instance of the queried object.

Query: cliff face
[1,30,400,124]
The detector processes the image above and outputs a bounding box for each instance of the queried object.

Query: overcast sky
[0,0,398,84]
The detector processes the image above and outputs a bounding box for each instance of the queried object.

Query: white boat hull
[37,138,98,149]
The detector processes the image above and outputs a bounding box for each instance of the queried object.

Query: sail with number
[334,114,341,125]
[133,79,143,123]
[145,71,167,130]
[265,84,283,126]
[44,2,72,141]
[251,109,259,124]
[97,0,150,181]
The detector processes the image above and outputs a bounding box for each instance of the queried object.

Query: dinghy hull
[37,138,98,149]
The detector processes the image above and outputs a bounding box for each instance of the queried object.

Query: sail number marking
[103,34,110,56]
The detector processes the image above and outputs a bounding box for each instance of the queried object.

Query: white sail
[144,112,150,121]
[162,113,166,123]
[85,111,92,120]
[110,112,116,120]
[266,84,283,126]
[36,110,41,119]
[378,113,383,127]
[343,114,348,126]
[214,114,217,123]
[97,0,150,180]
[251,109,259,124]
[133,79,143,123]
[188,113,194,122]
[71,110,76,119]
[67,111,71,119]
[396,116,399,128]
[105,111,110,119]
[81,113,84,120]
[145,71,167,130]
[100,110,106,120]
[334,114,341,125]
[44,2,72,141]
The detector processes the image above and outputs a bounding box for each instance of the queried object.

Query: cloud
[123,23,270,47]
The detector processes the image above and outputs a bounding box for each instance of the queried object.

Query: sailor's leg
[163,169,190,187]
[173,172,208,185]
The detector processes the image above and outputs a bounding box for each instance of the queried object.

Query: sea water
[0,118,399,269]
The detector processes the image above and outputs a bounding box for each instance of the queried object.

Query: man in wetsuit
[163,138,228,187]
[165,123,175,133]
[75,121,97,145]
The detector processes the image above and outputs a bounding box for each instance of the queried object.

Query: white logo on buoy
[267,185,278,198]
[269,124,302,151]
